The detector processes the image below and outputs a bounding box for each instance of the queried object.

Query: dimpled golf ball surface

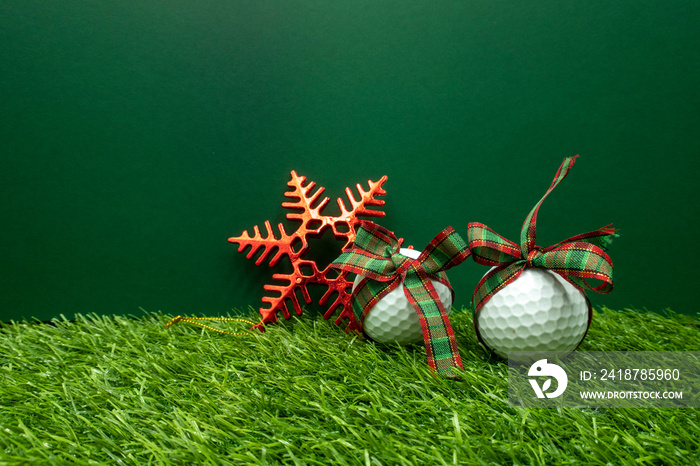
[476,267,589,360]
[352,248,453,345]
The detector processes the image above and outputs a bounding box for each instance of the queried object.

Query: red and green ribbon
[331,221,471,377]
[468,155,615,313]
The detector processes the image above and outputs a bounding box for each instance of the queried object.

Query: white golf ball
[352,248,453,345]
[475,267,589,361]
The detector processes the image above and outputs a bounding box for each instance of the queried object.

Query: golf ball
[352,248,453,345]
[475,267,589,361]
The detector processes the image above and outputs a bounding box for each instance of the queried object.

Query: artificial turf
[1,307,699,465]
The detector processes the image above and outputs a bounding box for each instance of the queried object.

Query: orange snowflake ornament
[229,171,388,332]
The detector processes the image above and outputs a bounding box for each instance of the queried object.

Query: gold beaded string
[165,315,260,336]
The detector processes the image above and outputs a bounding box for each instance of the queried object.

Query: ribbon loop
[333,225,404,283]
[332,221,471,377]
[467,222,522,266]
[468,156,615,312]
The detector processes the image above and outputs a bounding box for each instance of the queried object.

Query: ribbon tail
[544,224,616,252]
[520,156,579,255]
[472,261,527,311]
[351,275,402,330]
[403,269,463,377]
[557,271,614,295]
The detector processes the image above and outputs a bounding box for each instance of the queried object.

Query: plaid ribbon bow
[468,155,615,314]
[331,221,471,377]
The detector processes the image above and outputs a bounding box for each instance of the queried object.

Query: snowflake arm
[228,171,388,331]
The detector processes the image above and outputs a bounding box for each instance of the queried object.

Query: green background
[1,1,698,322]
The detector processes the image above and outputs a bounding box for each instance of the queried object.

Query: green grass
[1,307,699,465]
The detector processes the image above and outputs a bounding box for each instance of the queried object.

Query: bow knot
[468,156,615,312]
[526,247,544,267]
[391,248,412,274]
[332,221,471,377]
